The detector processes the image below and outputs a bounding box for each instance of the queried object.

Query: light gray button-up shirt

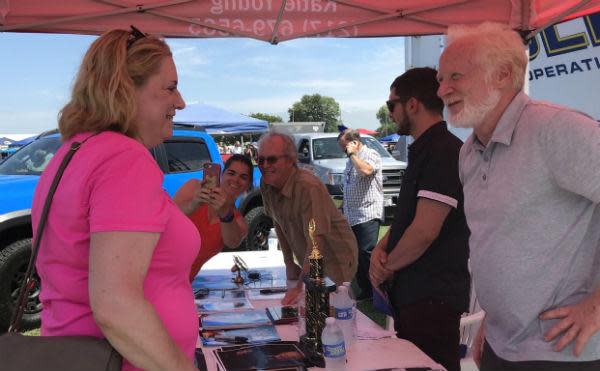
[460,91,600,362]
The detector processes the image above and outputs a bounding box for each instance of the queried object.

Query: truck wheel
[244,207,273,251]
[0,238,42,332]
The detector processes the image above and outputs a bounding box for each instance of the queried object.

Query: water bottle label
[335,307,353,320]
[323,341,346,358]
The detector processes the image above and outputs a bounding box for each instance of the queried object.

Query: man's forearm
[350,155,374,176]
[385,224,433,271]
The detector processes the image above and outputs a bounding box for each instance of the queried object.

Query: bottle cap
[326,317,336,325]
[338,285,348,294]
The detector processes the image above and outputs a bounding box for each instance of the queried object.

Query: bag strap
[9,133,98,332]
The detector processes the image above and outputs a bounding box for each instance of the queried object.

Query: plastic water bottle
[342,282,357,340]
[268,228,278,251]
[322,317,346,371]
[331,285,356,347]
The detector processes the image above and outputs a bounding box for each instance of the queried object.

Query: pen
[214,336,248,344]
[260,288,288,295]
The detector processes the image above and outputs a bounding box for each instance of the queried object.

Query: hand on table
[540,292,600,356]
[369,245,394,287]
[281,285,303,305]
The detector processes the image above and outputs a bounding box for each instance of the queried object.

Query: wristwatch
[348,152,356,157]
[219,211,235,223]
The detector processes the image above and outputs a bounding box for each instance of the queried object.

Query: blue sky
[0,32,405,137]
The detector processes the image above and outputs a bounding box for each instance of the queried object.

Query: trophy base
[298,335,325,368]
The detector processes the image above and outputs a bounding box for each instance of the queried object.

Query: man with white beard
[437,22,600,371]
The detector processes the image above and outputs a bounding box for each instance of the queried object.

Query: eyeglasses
[126,25,147,50]
[386,98,404,112]
[257,155,288,166]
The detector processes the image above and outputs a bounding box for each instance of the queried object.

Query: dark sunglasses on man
[386,98,404,112]
[257,155,288,166]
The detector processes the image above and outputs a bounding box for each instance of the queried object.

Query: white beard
[449,88,501,129]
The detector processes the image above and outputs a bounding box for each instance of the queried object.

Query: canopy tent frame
[2,1,600,44]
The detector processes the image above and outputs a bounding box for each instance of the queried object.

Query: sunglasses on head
[126,25,147,50]
[257,155,288,166]
[386,98,404,112]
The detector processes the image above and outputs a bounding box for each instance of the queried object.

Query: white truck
[290,132,407,219]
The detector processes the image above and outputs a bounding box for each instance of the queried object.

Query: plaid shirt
[342,145,383,226]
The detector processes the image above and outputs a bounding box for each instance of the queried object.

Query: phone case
[203,163,221,189]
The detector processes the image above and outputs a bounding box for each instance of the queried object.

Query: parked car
[291,132,406,217]
[0,125,270,332]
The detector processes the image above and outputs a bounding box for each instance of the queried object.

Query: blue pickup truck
[0,125,271,332]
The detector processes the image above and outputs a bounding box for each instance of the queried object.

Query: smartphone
[203,162,221,189]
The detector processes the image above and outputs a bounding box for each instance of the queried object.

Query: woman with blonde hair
[31,27,198,371]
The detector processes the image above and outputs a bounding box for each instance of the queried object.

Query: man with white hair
[257,131,358,305]
[437,22,600,370]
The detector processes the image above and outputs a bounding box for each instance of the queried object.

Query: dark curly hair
[223,154,254,191]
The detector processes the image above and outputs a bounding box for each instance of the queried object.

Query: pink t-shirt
[31,132,200,371]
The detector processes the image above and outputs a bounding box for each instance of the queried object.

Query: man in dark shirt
[370,67,470,371]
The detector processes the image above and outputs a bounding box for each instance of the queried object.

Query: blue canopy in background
[10,135,37,147]
[379,133,400,142]
[174,103,268,134]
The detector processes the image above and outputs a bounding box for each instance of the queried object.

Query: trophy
[299,218,336,366]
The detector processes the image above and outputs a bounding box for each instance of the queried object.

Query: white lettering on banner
[528,57,600,80]
[209,0,336,15]
[302,19,358,37]
[285,0,337,13]
[210,0,274,15]
[188,17,295,37]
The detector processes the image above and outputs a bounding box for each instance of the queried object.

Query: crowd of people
[29,21,600,371]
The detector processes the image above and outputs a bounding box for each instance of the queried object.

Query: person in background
[244,143,258,164]
[437,22,600,370]
[232,140,243,154]
[31,28,198,371]
[370,67,470,371]
[258,131,358,305]
[338,128,383,301]
[173,154,252,280]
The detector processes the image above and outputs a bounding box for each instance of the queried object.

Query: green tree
[288,94,341,132]
[250,112,283,123]
[376,105,396,136]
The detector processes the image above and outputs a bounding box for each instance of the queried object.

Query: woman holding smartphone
[174,154,253,280]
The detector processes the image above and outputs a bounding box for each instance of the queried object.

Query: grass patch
[351,219,392,329]
[23,327,40,336]
[358,299,387,328]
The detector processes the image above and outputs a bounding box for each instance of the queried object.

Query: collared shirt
[261,167,358,285]
[461,91,600,362]
[342,145,384,226]
[386,122,470,313]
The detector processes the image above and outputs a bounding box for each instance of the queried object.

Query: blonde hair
[58,29,172,139]
[446,22,527,90]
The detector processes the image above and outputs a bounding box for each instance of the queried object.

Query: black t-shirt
[385,122,470,313]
